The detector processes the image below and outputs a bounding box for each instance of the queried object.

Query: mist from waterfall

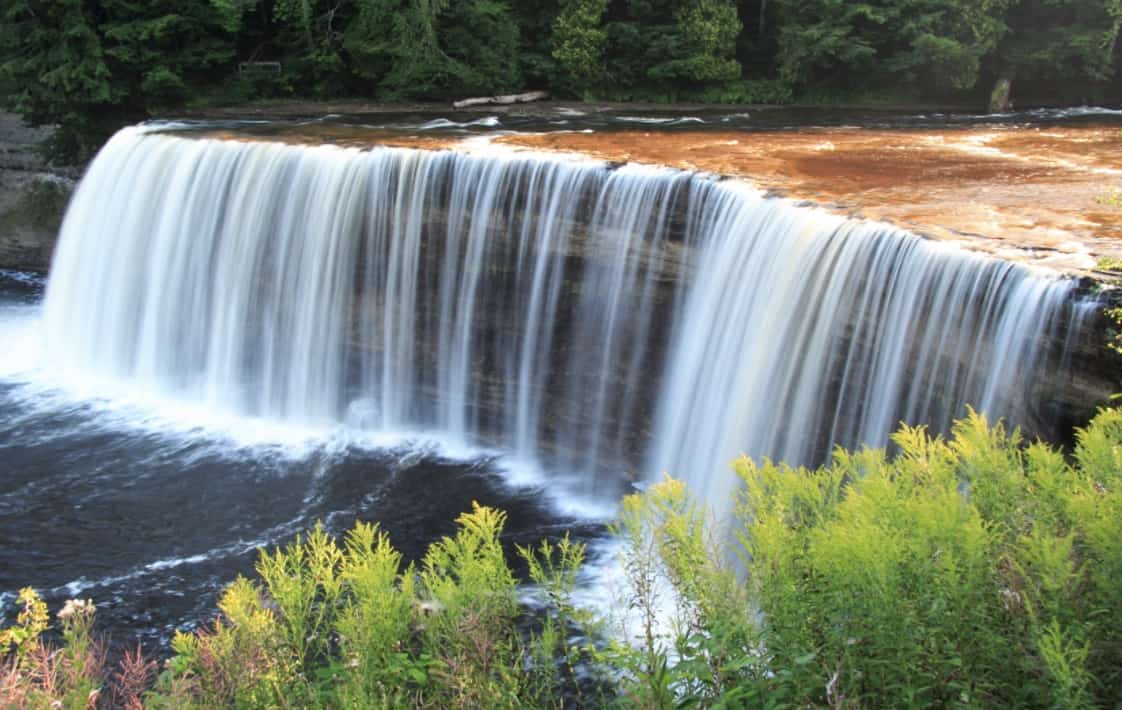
[43,127,1086,513]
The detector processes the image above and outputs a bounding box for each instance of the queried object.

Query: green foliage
[892,0,1011,91]
[0,0,113,162]
[0,0,247,161]
[646,0,742,83]
[100,0,247,109]
[773,0,1010,94]
[599,0,744,95]
[344,0,521,99]
[2,0,1121,148]
[273,0,355,96]
[0,588,50,660]
[551,0,610,87]
[690,78,794,104]
[728,408,1122,706]
[0,179,73,237]
[0,592,147,708]
[997,0,1122,99]
[593,407,1122,708]
[439,0,523,95]
[1097,190,1122,210]
[150,502,588,707]
[601,477,766,706]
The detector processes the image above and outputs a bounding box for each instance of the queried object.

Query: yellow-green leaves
[0,587,49,660]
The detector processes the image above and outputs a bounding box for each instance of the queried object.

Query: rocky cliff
[0,112,77,272]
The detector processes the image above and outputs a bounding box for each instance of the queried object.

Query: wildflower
[57,599,95,622]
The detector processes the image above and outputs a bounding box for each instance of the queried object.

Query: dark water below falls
[0,270,602,653]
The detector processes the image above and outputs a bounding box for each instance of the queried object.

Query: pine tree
[0,0,114,161]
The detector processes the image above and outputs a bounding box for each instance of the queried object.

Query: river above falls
[177,103,1122,272]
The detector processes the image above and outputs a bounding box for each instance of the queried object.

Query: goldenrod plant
[0,590,152,708]
[145,502,588,708]
[731,408,1122,707]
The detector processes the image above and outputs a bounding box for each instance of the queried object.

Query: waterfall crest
[44,127,1087,510]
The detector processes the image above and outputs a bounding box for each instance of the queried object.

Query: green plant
[1096,256,1122,271]
[596,407,1122,708]
[598,477,767,707]
[150,502,587,708]
[0,587,49,660]
[0,591,143,709]
[690,78,795,104]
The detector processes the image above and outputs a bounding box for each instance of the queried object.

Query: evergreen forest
[2,0,1121,160]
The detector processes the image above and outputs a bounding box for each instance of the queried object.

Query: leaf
[794,650,818,666]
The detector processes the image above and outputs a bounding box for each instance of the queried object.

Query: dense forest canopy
[1,0,1121,159]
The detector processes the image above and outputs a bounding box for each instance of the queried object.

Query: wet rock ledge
[0,112,78,273]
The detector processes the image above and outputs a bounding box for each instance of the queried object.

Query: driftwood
[452,91,548,109]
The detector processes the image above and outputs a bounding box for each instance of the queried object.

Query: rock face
[0,112,77,272]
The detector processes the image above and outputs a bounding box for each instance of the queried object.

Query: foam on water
[417,115,502,130]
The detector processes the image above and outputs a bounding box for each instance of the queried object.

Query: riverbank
[0,113,78,272]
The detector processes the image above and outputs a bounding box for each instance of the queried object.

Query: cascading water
[43,126,1090,515]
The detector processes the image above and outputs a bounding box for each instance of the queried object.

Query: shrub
[689,79,795,105]
[147,503,587,708]
[608,406,1122,708]
[0,589,152,708]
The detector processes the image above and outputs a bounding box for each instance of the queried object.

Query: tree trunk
[989,77,1012,113]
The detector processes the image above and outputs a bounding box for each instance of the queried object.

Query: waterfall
[43,127,1087,512]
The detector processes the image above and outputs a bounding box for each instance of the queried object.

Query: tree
[997,0,1122,101]
[0,0,254,162]
[514,0,563,86]
[99,0,251,110]
[770,0,883,87]
[647,0,742,83]
[771,0,1010,95]
[886,0,1011,92]
[551,0,609,88]
[439,0,522,94]
[0,0,114,161]
[600,0,742,96]
[273,0,356,95]
[345,0,520,99]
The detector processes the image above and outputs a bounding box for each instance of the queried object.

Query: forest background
[1,0,1121,161]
